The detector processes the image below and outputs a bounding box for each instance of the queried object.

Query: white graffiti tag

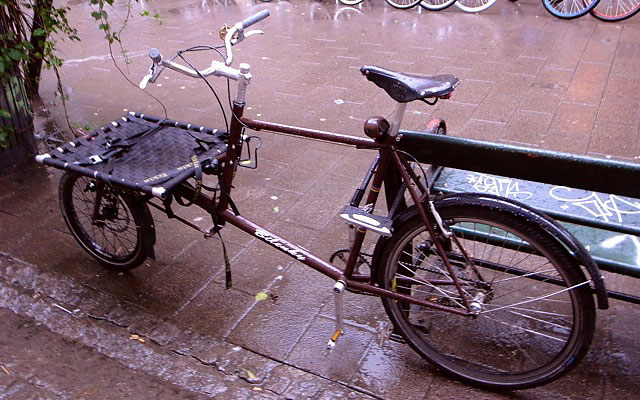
[465,173,533,201]
[549,186,640,223]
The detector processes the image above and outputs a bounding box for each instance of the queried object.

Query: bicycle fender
[374,193,609,309]
[130,196,156,260]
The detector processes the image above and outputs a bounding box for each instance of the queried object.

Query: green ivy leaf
[7,48,26,61]
[140,10,150,17]
[0,109,11,119]
[33,28,46,37]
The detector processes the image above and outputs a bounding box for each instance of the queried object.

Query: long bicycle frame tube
[241,118,382,149]
[220,208,470,316]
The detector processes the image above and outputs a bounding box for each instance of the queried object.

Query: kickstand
[326,280,346,353]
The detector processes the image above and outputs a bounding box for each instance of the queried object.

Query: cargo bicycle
[36,10,604,390]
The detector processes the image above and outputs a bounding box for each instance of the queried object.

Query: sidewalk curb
[0,253,377,399]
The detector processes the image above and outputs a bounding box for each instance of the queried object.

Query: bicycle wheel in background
[542,0,600,19]
[590,0,640,20]
[339,0,365,5]
[455,0,497,12]
[386,0,422,9]
[59,172,153,270]
[420,0,457,10]
[375,197,595,389]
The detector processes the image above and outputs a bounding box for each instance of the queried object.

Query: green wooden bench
[398,129,640,305]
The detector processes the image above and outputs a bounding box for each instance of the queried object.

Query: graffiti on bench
[549,187,640,224]
[459,171,640,225]
[465,173,533,201]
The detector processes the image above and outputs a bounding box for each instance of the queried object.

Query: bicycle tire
[542,0,600,19]
[339,0,365,5]
[420,0,457,10]
[59,172,152,270]
[385,0,422,9]
[374,197,595,389]
[590,0,640,20]
[455,0,497,12]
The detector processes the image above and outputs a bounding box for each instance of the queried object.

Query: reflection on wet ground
[5,0,640,398]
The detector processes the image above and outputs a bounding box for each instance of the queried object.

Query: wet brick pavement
[3,0,640,398]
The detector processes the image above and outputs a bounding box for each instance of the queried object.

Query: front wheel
[375,199,595,389]
[385,0,422,9]
[59,172,153,270]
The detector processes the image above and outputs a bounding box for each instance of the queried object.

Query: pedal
[339,205,392,236]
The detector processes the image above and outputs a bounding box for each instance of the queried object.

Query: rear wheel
[376,200,595,389]
[59,172,151,270]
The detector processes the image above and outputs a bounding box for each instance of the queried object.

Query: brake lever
[139,48,164,89]
[243,29,264,39]
[139,64,155,89]
[223,25,264,66]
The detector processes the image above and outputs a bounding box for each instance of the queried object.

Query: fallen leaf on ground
[255,292,268,301]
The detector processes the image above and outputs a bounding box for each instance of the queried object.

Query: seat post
[388,101,407,138]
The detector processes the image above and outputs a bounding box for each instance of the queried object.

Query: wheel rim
[420,0,457,10]
[544,0,598,17]
[455,0,497,12]
[68,176,141,262]
[386,0,421,9]
[384,215,584,382]
[591,0,640,19]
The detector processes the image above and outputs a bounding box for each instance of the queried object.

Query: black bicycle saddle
[360,65,459,103]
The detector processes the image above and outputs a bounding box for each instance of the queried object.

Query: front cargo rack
[36,112,228,199]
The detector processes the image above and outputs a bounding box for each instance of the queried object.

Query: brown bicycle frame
[173,100,473,317]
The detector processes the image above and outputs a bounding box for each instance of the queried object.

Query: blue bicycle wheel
[542,0,601,19]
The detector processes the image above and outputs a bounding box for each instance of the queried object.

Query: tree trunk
[0,72,35,174]
[0,3,36,174]
[26,0,54,97]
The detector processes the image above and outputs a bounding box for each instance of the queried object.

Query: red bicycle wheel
[591,0,640,20]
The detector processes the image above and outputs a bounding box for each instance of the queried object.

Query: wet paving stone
[4,0,640,398]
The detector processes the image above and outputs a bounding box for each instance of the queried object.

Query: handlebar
[149,48,162,64]
[240,9,270,30]
[139,48,165,89]
[224,9,270,66]
[139,9,269,89]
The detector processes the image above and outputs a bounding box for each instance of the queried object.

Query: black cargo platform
[36,112,228,199]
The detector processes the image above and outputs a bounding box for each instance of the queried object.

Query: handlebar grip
[240,9,269,29]
[149,48,162,63]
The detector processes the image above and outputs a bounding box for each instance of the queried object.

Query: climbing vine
[0,0,154,148]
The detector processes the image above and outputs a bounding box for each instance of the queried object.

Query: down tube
[221,209,343,279]
[220,209,470,316]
